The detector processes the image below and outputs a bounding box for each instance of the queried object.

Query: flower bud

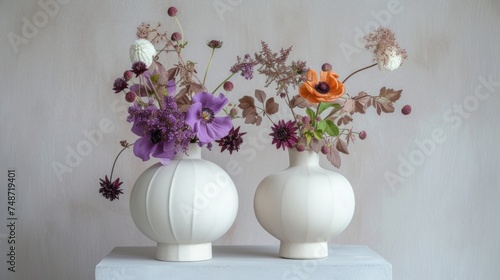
[207,40,223,49]
[321,145,330,155]
[223,81,234,91]
[125,91,137,103]
[296,144,305,152]
[321,63,332,71]
[167,6,177,17]
[359,131,367,140]
[123,70,134,81]
[401,104,412,115]
[171,32,182,41]
[302,116,311,124]
[229,108,238,118]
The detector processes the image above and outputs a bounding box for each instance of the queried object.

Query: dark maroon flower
[99,175,124,201]
[215,126,246,154]
[402,104,412,115]
[171,32,182,41]
[113,78,128,93]
[359,131,367,140]
[207,40,223,49]
[270,120,299,150]
[167,6,177,17]
[223,81,234,91]
[131,61,148,77]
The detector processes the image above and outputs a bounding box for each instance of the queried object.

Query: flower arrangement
[99,6,252,201]
[98,5,410,201]
[236,28,409,168]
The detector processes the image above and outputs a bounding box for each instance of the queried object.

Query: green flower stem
[212,72,235,94]
[203,48,216,86]
[146,76,163,109]
[174,16,185,52]
[109,143,133,181]
[342,63,377,84]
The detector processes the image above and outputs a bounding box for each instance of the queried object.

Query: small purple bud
[402,104,412,115]
[123,70,134,81]
[125,91,136,103]
[302,116,311,124]
[171,32,182,41]
[322,63,332,71]
[207,40,223,49]
[296,144,305,152]
[223,81,234,91]
[167,6,177,17]
[359,131,367,140]
[321,145,329,155]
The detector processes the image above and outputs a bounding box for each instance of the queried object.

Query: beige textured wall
[1,0,499,279]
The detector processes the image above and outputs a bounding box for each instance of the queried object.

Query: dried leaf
[343,98,355,115]
[154,61,169,85]
[244,113,262,126]
[245,114,256,124]
[175,94,191,112]
[336,115,353,126]
[255,115,263,126]
[379,87,402,103]
[291,94,315,108]
[372,97,395,115]
[255,89,266,103]
[265,97,279,115]
[336,138,349,155]
[242,107,257,118]
[238,96,255,109]
[166,67,179,81]
[353,91,371,114]
[327,145,341,168]
[310,138,325,153]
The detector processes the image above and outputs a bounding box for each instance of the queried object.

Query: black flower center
[315,82,330,94]
[201,108,215,123]
[150,130,162,144]
[275,128,290,141]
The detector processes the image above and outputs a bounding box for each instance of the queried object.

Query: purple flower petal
[131,121,146,136]
[192,92,228,113]
[133,137,156,161]
[197,115,232,143]
[185,102,203,128]
[151,140,176,162]
[166,80,176,95]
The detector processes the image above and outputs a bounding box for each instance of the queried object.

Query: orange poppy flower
[299,69,344,103]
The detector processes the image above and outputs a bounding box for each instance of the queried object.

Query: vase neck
[174,143,201,160]
[288,148,320,167]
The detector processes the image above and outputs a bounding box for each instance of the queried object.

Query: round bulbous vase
[254,148,355,259]
[129,143,238,261]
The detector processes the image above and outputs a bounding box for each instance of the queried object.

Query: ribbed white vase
[254,148,355,259]
[129,143,238,261]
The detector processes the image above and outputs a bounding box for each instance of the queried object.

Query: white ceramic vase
[129,143,238,261]
[254,148,355,259]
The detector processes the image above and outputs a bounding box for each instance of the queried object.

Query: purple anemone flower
[186,92,232,143]
[128,95,193,165]
[131,122,176,165]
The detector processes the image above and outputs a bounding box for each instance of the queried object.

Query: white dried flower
[129,39,156,67]
[376,46,403,71]
[364,27,407,72]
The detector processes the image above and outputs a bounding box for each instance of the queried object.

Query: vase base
[156,243,212,261]
[279,242,328,259]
